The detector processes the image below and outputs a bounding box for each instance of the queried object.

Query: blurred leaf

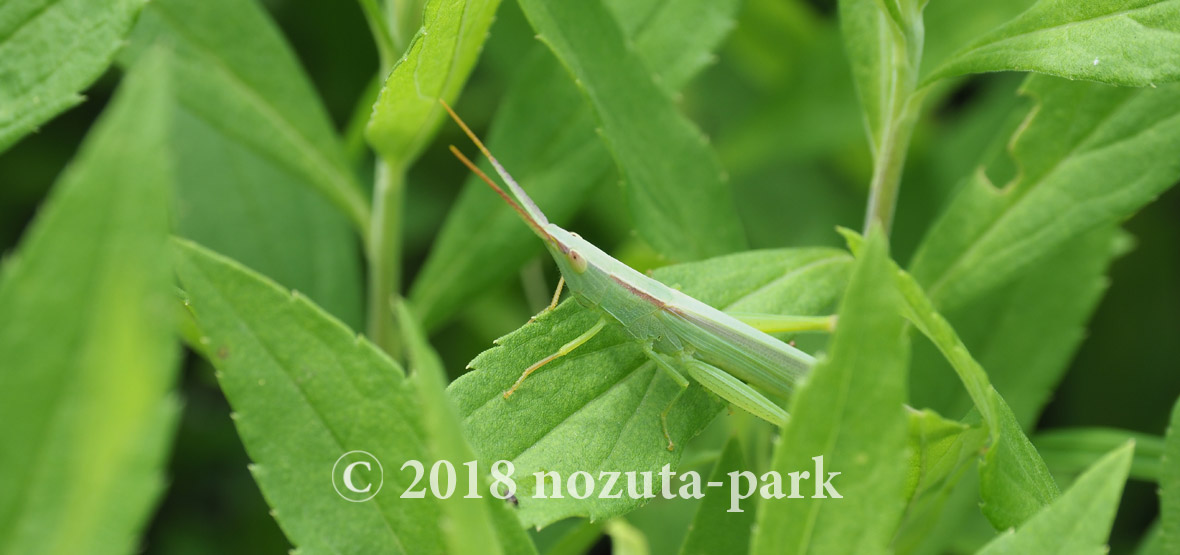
[1035,427,1165,482]
[910,76,1180,311]
[539,520,604,555]
[751,230,908,555]
[1163,395,1180,553]
[396,302,536,555]
[838,0,925,157]
[122,0,364,327]
[516,0,747,261]
[0,0,145,153]
[174,240,446,553]
[976,441,1133,555]
[366,0,501,169]
[920,0,1034,72]
[926,0,1180,87]
[892,409,987,552]
[0,52,178,554]
[122,0,369,233]
[450,248,851,528]
[678,437,752,555]
[412,0,742,330]
[605,520,650,555]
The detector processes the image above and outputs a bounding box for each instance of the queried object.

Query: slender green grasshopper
[441,101,832,449]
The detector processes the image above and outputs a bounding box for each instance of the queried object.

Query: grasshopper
[441,101,832,449]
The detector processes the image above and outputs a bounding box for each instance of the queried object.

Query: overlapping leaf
[516,0,747,261]
[751,231,909,555]
[0,0,145,153]
[122,0,364,327]
[0,52,178,554]
[450,248,852,527]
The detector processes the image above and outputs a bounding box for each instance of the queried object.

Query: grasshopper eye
[568,249,588,273]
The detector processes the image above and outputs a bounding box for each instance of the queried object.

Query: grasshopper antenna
[439,99,549,226]
[448,146,551,239]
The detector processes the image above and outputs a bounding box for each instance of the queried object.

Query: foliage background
[0,0,1177,552]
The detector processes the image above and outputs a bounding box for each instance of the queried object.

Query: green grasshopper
[441,101,832,449]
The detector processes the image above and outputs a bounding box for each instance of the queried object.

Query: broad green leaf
[396,302,536,555]
[0,0,145,153]
[122,0,369,233]
[977,441,1133,555]
[0,52,178,554]
[1162,395,1180,553]
[893,409,987,552]
[751,230,909,555]
[411,0,743,330]
[122,0,364,327]
[678,438,753,555]
[1035,427,1165,482]
[366,0,501,168]
[838,0,926,157]
[926,0,1180,87]
[174,240,446,554]
[450,248,852,528]
[910,75,1180,311]
[516,0,747,261]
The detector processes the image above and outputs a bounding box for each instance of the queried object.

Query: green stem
[366,160,405,359]
[862,90,926,234]
[358,0,398,70]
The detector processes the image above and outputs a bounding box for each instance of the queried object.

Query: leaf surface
[927,0,1180,86]
[0,52,178,554]
[1162,395,1180,553]
[122,0,364,326]
[0,0,145,153]
[751,230,909,555]
[516,0,747,261]
[678,437,753,555]
[977,441,1133,555]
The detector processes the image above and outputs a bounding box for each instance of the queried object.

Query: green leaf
[976,441,1134,555]
[751,230,909,555]
[1162,395,1180,553]
[678,437,753,555]
[366,0,502,169]
[605,520,650,555]
[0,51,178,554]
[838,0,925,157]
[121,0,364,327]
[449,248,852,528]
[926,0,1180,87]
[910,75,1180,311]
[174,240,445,554]
[122,0,369,233]
[396,302,536,555]
[516,0,747,261]
[1035,427,1165,482]
[0,0,145,153]
[909,226,1125,429]
[411,0,743,329]
[880,249,1061,530]
[893,409,987,552]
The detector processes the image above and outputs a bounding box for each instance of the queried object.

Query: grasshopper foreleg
[529,276,566,323]
[504,316,606,399]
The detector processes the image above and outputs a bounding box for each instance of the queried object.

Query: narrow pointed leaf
[516,0,747,261]
[926,0,1180,87]
[0,0,145,153]
[751,230,909,555]
[1162,395,1180,553]
[678,438,753,555]
[0,52,178,554]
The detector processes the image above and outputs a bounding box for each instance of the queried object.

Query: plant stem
[366,159,405,359]
[862,90,926,234]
